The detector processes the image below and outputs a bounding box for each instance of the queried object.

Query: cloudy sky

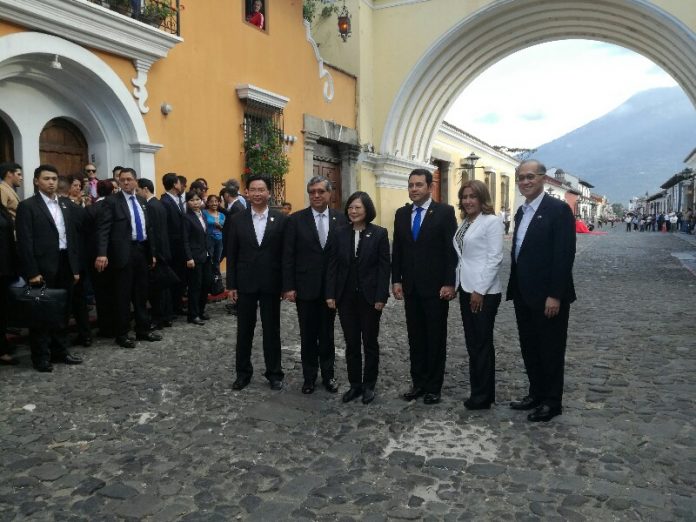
[445,40,678,149]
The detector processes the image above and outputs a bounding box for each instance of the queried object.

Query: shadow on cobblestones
[1,228,695,520]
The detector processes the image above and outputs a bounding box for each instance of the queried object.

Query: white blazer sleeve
[473,216,504,295]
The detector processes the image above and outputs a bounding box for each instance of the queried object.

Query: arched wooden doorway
[0,117,13,163]
[39,118,88,178]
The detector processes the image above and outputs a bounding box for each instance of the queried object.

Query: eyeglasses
[308,189,327,195]
[85,169,96,173]
[516,174,541,183]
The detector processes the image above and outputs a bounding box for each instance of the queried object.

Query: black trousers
[513,298,570,408]
[459,291,501,405]
[0,276,13,357]
[186,258,212,320]
[29,251,74,365]
[404,294,449,394]
[90,265,115,336]
[297,298,336,383]
[338,291,381,389]
[71,272,91,338]
[111,242,150,337]
[235,291,283,382]
[170,255,187,314]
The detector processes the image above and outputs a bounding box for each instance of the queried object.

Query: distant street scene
[1,228,694,520]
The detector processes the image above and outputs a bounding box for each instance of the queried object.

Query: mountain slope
[533,87,696,203]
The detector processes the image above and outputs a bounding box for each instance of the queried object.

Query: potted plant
[140,2,177,28]
[243,121,290,205]
[109,0,131,16]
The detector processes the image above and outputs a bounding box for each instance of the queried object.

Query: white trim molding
[0,0,182,113]
[303,20,335,102]
[361,152,433,189]
[236,84,290,110]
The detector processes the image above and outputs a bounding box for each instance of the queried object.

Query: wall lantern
[465,152,480,172]
[337,3,351,42]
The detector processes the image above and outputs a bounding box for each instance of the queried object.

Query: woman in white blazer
[453,180,504,410]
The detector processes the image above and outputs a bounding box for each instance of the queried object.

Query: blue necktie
[412,206,423,241]
[130,195,145,242]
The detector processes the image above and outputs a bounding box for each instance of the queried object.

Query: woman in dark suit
[326,192,390,404]
[0,200,18,365]
[182,191,212,325]
[453,180,503,409]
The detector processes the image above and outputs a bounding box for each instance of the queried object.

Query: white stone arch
[0,31,161,195]
[381,0,696,162]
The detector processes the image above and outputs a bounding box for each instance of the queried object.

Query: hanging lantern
[337,3,351,42]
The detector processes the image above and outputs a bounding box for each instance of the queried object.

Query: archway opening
[0,116,13,163]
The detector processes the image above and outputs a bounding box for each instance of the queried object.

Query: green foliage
[303,0,339,23]
[142,1,177,19]
[243,120,289,181]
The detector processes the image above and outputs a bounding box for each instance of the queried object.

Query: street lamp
[337,2,351,42]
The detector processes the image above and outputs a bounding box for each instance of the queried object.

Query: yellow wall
[1,2,357,209]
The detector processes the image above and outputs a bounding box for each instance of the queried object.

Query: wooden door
[0,117,13,163]
[39,118,88,178]
[313,160,342,209]
[431,167,441,202]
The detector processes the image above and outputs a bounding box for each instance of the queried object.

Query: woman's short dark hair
[206,194,219,204]
[185,190,201,202]
[458,179,494,217]
[96,179,114,198]
[345,191,377,224]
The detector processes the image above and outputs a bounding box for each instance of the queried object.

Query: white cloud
[445,40,678,148]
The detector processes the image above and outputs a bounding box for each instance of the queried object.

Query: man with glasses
[84,164,98,201]
[282,176,346,394]
[506,160,576,422]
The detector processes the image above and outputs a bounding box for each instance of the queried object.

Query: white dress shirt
[39,191,67,249]
[312,207,329,247]
[122,191,148,241]
[514,191,545,260]
[411,197,432,227]
[252,207,269,245]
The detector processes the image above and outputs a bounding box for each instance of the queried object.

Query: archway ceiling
[382,0,696,163]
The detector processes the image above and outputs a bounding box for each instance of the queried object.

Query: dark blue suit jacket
[506,193,576,309]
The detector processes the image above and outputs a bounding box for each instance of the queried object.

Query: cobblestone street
[1,227,695,521]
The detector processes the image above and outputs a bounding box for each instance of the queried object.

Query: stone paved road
[1,227,695,521]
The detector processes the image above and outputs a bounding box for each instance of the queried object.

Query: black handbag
[210,274,225,296]
[7,284,68,330]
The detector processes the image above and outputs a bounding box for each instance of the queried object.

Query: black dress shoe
[423,393,441,405]
[361,388,376,404]
[0,356,20,366]
[62,353,83,365]
[464,398,492,410]
[136,332,162,342]
[402,387,425,401]
[115,336,136,349]
[302,381,315,394]
[323,379,339,393]
[232,377,250,390]
[200,313,211,321]
[510,395,541,411]
[188,317,206,326]
[34,361,53,372]
[528,404,562,422]
[269,380,283,391]
[342,387,362,403]
[161,320,174,328]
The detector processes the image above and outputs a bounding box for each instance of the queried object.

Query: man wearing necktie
[506,160,576,422]
[15,165,83,372]
[227,175,287,391]
[160,173,187,317]
[392,169,458,405]
[95,168,161,349]
[282,176,347,394]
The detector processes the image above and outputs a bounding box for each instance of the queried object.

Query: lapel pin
[428,210,433,215]
[270,217,275,222]
[366,233,371,238]
[536,215,542,219]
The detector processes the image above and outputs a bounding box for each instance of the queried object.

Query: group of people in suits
[1,158,576,422]
[229,162,575,422]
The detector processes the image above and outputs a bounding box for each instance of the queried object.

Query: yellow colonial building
[0,0,359,207]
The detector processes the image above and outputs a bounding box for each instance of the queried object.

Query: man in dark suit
[507,160,576,422]
[227,175,287,391]
[392,169,458,405]
[220,185,246,316]
[137,178,174,329]
[160,173,186,317]
[15,165,83,372]
[95,168,162,348]
[282,176,346,394]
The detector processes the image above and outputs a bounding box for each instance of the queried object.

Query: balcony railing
[87,0,180,35]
